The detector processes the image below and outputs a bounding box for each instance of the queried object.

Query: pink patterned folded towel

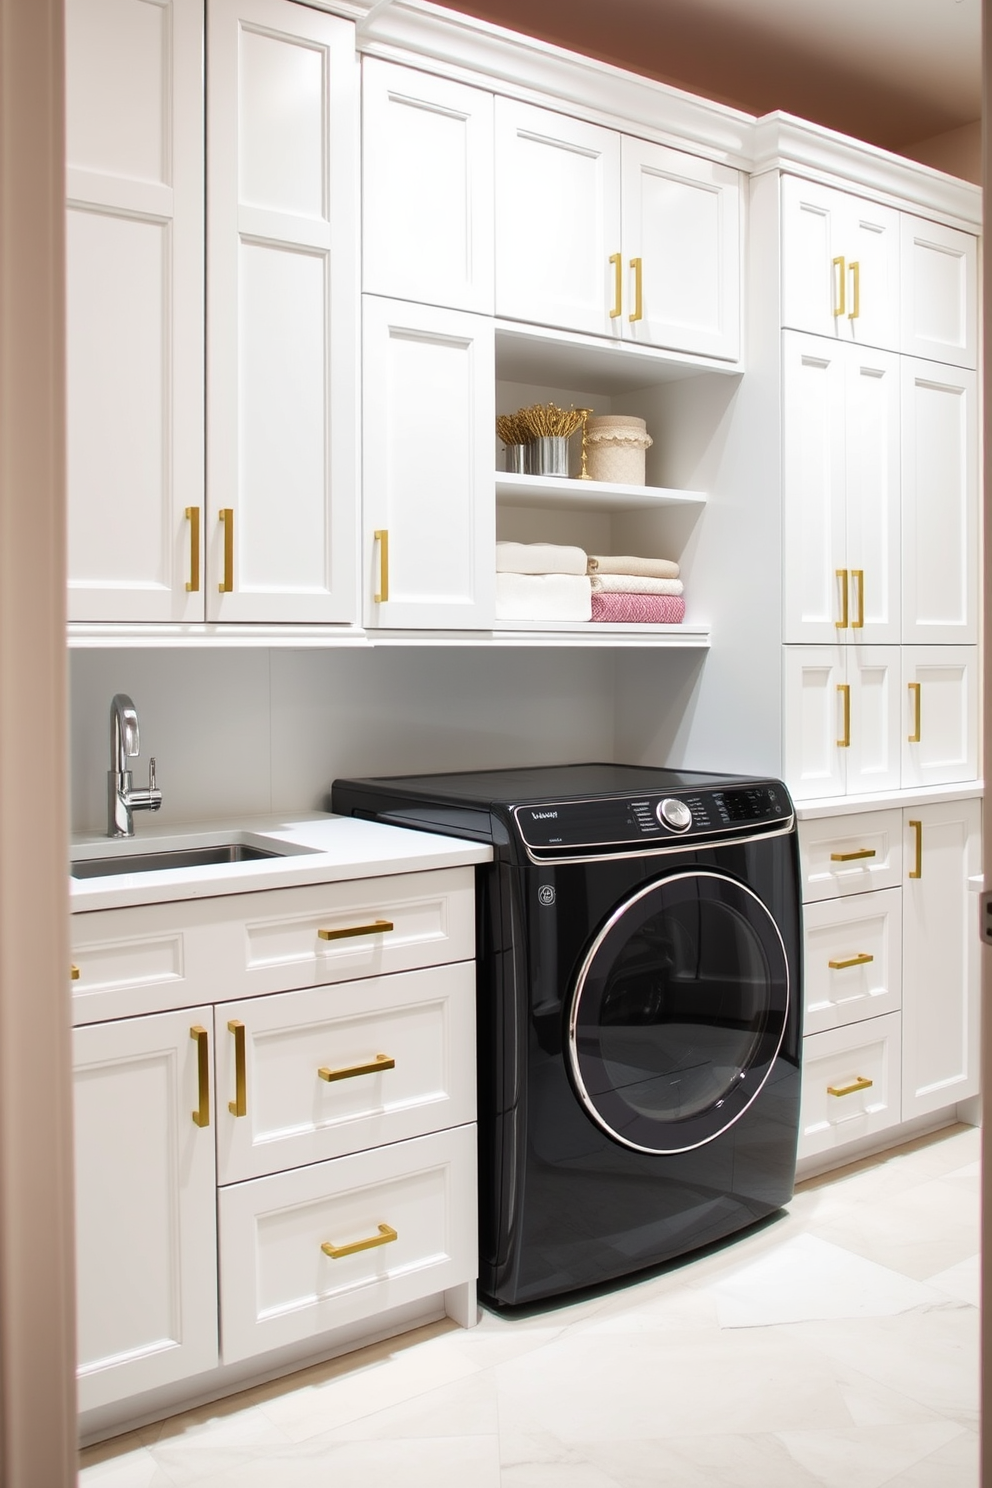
[590,592,686,624]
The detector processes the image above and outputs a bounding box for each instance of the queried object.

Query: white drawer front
[71,867,476,1021]
[798,1013,902,1161]
[218,1124,477,1363]
[216,963,476,1182]
[803,889,902,1036]
[798,810,902,901]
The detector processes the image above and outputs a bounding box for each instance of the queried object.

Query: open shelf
[495,471,705,512]
[495,320,743,393]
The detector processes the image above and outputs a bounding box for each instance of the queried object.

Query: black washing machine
[331,763,803,1309]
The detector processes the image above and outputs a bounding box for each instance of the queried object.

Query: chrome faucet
[108,693,163,837]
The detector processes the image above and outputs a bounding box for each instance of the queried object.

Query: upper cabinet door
[781,176,899,352]
[900,214,978,369]
[782,333,847,643]
[843,347,901,645]
[207,0,358,623]
[362,296,495,630]
[66,0,204,622]
[901,358,978,644]
[362,60,494,314]
[621,138,741,360]
[495,98,620,336]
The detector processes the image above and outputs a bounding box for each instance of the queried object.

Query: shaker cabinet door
[782,334,847,642]
[900,214,978,369]
[363,60,494,314]
[901,646,979,789]
[66,0,204,622]
[207,0,358,622]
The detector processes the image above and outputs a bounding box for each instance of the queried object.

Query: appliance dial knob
[658,797,692,832]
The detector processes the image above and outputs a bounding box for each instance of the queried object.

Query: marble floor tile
[877,1425,979,1485]
[79,1443,175,1488]
[773,1421,967,1488]
[312,1367,499,1442]
[926,1252,981,1307]
[706,1233,948,1327]
[582,1431,828,1488]
[811,1175,980,1281]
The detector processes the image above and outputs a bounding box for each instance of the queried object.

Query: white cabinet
[781,175,901,351]
[901,798,981,1118]
[495,98,741,360]
[362,60,494,314]
[74,1008,218,1411]
[900,214,978,369]
[901,647,979,789]
[803,888,902,1036]
[782,332,900,644]
[206,0,358,623]
[65,0,204,622]
[900,358,978,644]
[783,645,901,801]
[800,1013,903,1160]
[362,295,495,629]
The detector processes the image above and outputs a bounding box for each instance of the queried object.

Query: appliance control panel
[514,783,792,852]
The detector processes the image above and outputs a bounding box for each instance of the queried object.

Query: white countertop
[793,780,984,821]
[70,812,493,913]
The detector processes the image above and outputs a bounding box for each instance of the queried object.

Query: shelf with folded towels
[495,473,706,512]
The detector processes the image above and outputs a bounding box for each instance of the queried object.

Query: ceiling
[442,0,982,153]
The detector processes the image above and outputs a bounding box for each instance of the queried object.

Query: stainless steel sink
[70,842,285,879]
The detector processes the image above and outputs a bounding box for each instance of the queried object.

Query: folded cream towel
[587,554,679,579]
[496,541,588,576]
[590,574,683,596]
[495,573,592,623]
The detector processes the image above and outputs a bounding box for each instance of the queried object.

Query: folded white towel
[587,554,680,579]
[496,541,588,576]
[495,573,592,623]
[590,574,684,596]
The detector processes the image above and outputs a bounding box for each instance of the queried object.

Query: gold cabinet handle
[70,964,80,981]
[609,251,622,318]
[851,568,864,629]
[318,919,394,942]
[848,260,860,320]
[321,1223,397,1261]
[909,819,922,879]
[828,953,874,970]
[832,255,846,317]
[190,1025,210,1128]
[373,528,389,604]
[185,505,200,592]
[830,848,876,862]
[227,1018,247,1117]
[827,1076,873,1098]
[318,1052,395,1083]
[908,682,921,743]
[835,569,849,629]
[218,508,234,593]
[628,257,643,322]
[836,683,850,748]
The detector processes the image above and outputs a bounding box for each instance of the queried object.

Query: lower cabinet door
[74,1008,218,1411]
[798,1013,902,1162]
[803,888,902,1036]
[901,646,979,789]
[218,1124,477,1364]
[902,798,981,1118]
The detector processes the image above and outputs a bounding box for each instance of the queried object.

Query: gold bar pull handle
[909,819,923,880]
[851,568,864,629]
[190,1025,210,1128]
[321,1223,397,1261]
[609,252,622,318]
[848,260,860,320]
[373,528,389,604]
[827,1076,873,1098]
[319,1052,395,1084]
[318,919,393,943]
[227,1019,247,1117]
[836,683,851,748]
[835,569,849,629]
[828,953,874,970]
[218,508,234,593]
[70,964,80,981]
[907,681,921,744]
[628,257,643,322]
[185,505,201,592]
[830,848,876,862]
[832,255,846,317]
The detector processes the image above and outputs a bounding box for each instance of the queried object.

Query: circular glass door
[567,871,790,1154]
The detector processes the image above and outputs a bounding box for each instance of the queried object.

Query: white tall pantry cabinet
[65,0,982,1439]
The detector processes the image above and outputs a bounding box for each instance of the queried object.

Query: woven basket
[586,415,653,485]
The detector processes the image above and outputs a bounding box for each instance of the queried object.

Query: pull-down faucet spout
[108,693,163,837]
